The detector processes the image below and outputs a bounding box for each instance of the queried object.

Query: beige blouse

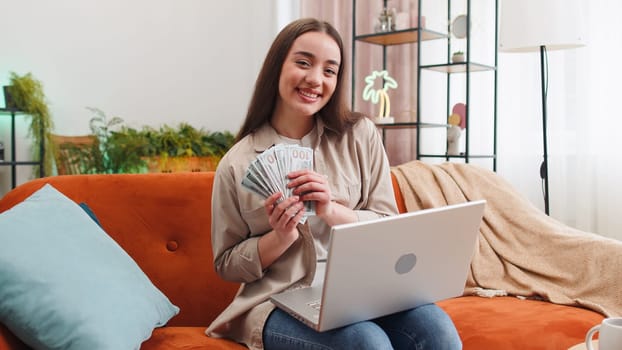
[206,116,398,350]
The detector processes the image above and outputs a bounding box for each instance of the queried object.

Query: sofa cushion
[142,327,247,350]
[0,184,179,350]
[438,296,604,349]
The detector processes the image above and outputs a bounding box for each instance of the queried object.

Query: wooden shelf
[421,62,496,73]
[419,154,497,159]
[375,122,449,129]
[355,28,448,46]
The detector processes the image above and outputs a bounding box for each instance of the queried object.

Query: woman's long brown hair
[235,18,362,143]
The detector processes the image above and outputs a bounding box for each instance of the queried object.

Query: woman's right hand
[258,192,305,269]
[264,192,305,243]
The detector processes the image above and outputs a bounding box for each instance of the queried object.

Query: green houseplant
[88,107,147,174]
[86,107,234,174]
[6,72,55,177]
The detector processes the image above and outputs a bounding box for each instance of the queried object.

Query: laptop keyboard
[307,299,322,311]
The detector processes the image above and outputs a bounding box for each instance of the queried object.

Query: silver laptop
[269,200,485,332]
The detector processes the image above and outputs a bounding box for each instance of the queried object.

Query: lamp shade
[499,0,585,52]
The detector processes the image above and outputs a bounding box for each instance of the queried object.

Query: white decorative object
[451,52,465,63]
[447,103,466,156]
[447,125,462,156]
[451,14,468,38]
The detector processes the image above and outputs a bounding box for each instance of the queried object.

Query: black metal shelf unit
[0,108,45,189]
[351,0,498,170]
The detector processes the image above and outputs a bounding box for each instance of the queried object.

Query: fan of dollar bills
[242,144,316,223]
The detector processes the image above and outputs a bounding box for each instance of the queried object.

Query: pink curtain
[301,0,419,165]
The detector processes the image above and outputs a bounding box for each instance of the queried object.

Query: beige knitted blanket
[391,160,622,317]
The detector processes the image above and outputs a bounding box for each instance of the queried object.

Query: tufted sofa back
[0,172,240,327]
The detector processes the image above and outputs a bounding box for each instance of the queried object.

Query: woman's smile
[298,88,321,101]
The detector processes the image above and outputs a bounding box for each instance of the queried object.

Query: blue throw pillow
[0,184,179,350]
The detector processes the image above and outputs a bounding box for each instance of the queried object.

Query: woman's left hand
[287,169,333,218]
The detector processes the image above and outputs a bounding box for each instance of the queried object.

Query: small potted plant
[6,72,56,177]
[451,51,465,63]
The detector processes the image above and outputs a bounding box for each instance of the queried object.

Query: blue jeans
[263,303,461,350]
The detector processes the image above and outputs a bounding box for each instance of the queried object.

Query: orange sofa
[0,172,604,350]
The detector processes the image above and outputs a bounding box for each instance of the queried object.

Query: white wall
[0,0,299,194]
[496,1,622,240]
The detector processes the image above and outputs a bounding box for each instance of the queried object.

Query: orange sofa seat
[0,172,603,349]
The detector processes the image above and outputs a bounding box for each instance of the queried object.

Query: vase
[452,54,465,63]
[3,86,17,110]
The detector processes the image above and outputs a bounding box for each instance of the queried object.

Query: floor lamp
[498,0,585,215]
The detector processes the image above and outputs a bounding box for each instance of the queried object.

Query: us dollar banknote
[242,144,316,223]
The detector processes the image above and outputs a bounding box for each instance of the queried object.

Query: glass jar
[375,8,396,33]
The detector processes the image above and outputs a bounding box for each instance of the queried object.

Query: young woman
[206,18,462,350]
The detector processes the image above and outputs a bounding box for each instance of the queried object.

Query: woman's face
[275,31,341,121]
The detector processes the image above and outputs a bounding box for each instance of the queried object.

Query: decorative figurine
[447,103,467,155]
[374,8,396,33]
[362,70,398,123]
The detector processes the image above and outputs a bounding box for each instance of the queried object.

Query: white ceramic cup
[585,317,622,350]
